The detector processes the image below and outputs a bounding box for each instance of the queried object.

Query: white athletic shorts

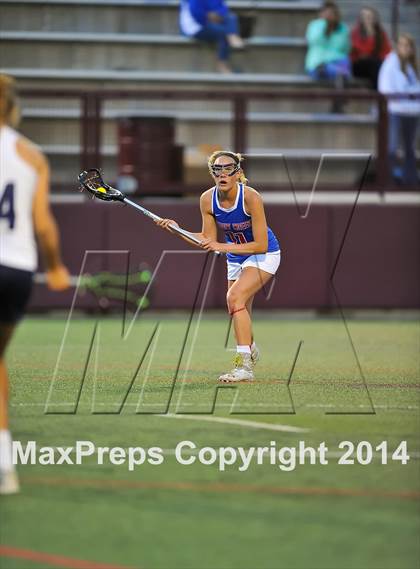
[227,250,281,281]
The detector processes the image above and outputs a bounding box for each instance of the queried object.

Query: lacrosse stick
[78,169,217,251]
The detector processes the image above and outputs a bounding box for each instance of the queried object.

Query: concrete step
[10,71,374,115]
[20,93,374,115]
[235,152,374,185]
[0,0,320,6]
[39,147,376,186]
[1,66,363,88]
[40,145,378,159]
[1,35,306,73]
[0,67,314,88]
[20,113,377,152]
[0,0,321,36]
[2,0,417,46]
[3,0,417,38]
[0,30,306,45]
[21,106,376,124]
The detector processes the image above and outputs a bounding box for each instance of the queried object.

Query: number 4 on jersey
[0,183,15,229]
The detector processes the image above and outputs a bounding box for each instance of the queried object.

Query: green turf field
[1,315,419,569]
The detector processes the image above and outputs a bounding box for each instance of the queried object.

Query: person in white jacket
[378,33,420,186]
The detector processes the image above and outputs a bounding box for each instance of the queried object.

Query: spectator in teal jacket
[305,1,351,84]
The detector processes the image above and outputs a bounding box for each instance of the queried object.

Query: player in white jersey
[0,75,70,494]
[156,151,281,383]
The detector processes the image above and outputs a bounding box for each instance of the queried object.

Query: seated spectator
[351,7,391,90]
[305,1,351,86]
[179,0,245,74]
[378,33,420,186]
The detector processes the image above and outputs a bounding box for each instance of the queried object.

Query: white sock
[251,341,256,351]
[237,345,251,355]
[0,430,14,473]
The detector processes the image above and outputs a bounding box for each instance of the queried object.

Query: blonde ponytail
[0,74,20,127]
[238,170,248,185]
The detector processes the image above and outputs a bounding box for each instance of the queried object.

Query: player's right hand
[155,219,179,234]
[46,265,70,291]
[207,11,223,23]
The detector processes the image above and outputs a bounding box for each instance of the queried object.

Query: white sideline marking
[158,413,309,433]
[11,402,420,411]
[305,403,420,410]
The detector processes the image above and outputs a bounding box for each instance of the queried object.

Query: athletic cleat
[251,344,260,366]
[218,353,254,383]
[0,470,20,495]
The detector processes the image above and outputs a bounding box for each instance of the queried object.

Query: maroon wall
[29,200,420,310]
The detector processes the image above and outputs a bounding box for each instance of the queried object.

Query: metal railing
[391,0,400,42]
[20,87,419,191]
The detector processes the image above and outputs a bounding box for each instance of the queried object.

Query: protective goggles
[210,162,240,177]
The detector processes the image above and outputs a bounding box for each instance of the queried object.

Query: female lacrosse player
[156,150,280,382]
[0,75,70,494]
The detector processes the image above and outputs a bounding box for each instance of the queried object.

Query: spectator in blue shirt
[179,0,244,73]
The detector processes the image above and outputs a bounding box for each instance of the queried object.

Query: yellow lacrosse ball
[97,187,107,194]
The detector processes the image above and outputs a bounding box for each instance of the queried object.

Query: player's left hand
[207,11,223,23]
[200,238,225,252]
[155,218,179,234]
[46,265,71,291]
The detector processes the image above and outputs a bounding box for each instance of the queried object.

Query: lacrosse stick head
[78,169,125,202]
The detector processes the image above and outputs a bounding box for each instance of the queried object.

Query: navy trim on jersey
[242,186,250,216]
[212,183,280,264]
[215,184,241,212]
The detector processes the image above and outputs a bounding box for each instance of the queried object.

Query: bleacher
[0,0,418,189]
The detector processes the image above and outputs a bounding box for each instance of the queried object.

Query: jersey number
[0,183,15,229]
[226,231,247,245]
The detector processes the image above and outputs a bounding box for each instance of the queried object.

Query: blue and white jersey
[212,183,280,264]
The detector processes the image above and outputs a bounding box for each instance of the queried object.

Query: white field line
[160,403,420,411]
[11,402,420,411]
[305,403,420,410]
[158,413,309,433]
